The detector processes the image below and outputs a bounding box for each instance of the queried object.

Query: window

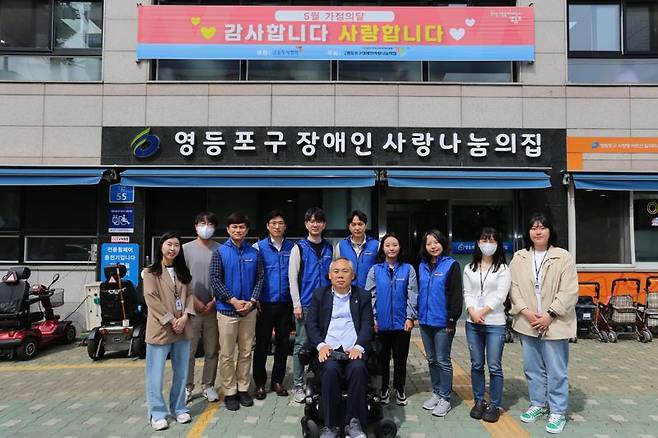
[0,236,20,262]
[568,1,658,83]
[575,190,631,264]
[0,0,103,81]
[25,235,96,263]
[634,193,658,263]
[2,186,99,264]
[153,0,517,83]
[0,188,20,230]
[568,4,621,53]
[24,186,97,233]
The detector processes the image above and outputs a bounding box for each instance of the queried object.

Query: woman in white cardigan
[463,226,511,423]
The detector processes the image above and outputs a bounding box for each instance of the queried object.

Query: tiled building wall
[0,0,657,167]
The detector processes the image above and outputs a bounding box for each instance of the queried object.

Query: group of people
[141,207,579,436]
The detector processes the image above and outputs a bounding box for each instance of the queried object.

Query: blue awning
[387,169,551,189]
[120,168,377,188]
[0,168,104,185]
[572,172,658,191]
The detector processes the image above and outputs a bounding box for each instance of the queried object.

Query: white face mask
[478,242,497,257]
[196,225,215,240]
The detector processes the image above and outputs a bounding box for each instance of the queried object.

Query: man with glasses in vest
[252,209,295,400]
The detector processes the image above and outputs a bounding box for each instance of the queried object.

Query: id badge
[478,296,485,308]
[175,299,183,312]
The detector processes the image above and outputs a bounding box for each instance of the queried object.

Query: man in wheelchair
[303,257,377,438]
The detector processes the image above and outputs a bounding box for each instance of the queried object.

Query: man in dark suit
[306,257,374,438]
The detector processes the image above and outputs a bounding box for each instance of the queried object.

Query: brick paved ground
[1,327,657,438]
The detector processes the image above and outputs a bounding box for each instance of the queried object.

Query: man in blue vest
[335,210,379,289]
[252,209,295,400]
[210,211,264,411]
[288,207,333,403]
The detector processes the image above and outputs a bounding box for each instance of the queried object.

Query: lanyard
[479,264,492,296]
[532,248,548,287]
[532,248,548,313]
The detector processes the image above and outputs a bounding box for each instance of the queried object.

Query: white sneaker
[151,418,168,430]
[176,412,192,424]
[185,387,192,404]
[431,398,451,417]
[546,413,566,434]
[293,385,306,403]
[203,386,219,402]
[422,393,442,410]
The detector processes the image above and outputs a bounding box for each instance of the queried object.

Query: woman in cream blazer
[509,213,578,435]
[143,231,195,431]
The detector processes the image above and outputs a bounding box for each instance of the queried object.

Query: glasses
[530,226,548,231]
[268,221,285,226]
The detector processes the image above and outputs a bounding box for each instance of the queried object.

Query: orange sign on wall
[567,137,658,170]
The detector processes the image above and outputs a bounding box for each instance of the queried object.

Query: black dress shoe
[255,386,267,400]
[271,383,289,397]
[470,400,487,420]
[224,394,240,411]
[238,391,254,407]
[482,404,500,423]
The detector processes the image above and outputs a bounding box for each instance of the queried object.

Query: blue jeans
[420,325,455,401]
[519,334,569,414]
[146,339,191,421]
[465,322,506,407]
[292,308,308,386]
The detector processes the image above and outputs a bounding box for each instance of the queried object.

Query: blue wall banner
[100,243,140,286]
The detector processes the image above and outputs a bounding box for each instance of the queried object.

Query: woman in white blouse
[463,227,511,423]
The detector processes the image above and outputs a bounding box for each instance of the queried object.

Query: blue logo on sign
[131,128,160,158]
[591,142,599,149]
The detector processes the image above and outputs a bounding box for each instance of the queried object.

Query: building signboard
[102,126,564,167]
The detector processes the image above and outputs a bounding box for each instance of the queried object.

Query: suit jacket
[306,285,373,353]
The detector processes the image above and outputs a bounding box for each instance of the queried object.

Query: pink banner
[137,5,534,62]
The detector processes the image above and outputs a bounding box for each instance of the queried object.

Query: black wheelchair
[87,264,146,360]
[298,342,398,438]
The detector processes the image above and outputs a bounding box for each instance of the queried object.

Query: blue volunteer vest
[418,256,456,328]
[257,237,294,303]
[297,238,332,308]
[373,262,412,331]
[338,236,379,289]
[215,240,259,313]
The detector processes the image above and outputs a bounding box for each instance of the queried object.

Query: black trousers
[322,358,368,428]
[253,301,293,387]
[378,329,411,392]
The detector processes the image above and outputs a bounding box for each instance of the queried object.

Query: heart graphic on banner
[200,26,217,39]
[449,28,465,41]
[465,18,476,27]
[190,17,201,26]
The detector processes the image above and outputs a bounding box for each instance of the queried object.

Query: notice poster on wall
[137,5,534,62]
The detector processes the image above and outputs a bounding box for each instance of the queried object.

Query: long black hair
[523,212,558,250]
[148,231,192,284]
[419,229,450,263]
[376,232,404,263]
[469,226,507,273]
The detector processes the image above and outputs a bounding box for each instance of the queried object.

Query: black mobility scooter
[87,264,146,360]
[0,267,76,360]
[298,343,397,438]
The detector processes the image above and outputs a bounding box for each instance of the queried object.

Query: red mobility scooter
[0,267,76,360]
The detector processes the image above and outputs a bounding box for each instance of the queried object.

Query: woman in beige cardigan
[509,213,578,435]
[143,231,196,431]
